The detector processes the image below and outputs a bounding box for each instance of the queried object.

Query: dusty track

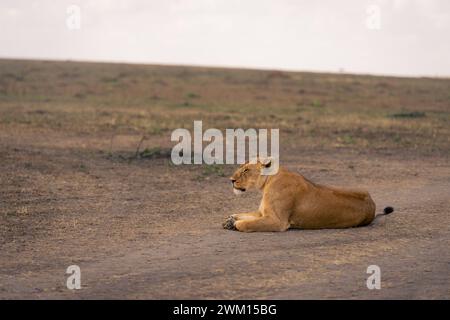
[1,129,449,299]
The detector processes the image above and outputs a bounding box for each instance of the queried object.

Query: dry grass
[0,59,449,154]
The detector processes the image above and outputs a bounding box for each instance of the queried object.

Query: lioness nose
[230,178,236,183]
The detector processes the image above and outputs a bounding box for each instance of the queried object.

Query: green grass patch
[390,111,426,118]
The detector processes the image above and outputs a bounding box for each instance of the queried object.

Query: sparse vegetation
[193,164,228,181]
[390,111,426,118]
[0,59,447,154]
[1,59,449,299]
[139,147,171,159]
[201,164,226,177]
[186,92,200,99]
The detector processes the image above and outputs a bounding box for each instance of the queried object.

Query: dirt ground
[0,59,449,299]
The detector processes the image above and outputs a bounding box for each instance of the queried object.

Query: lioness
[223,159,394,232]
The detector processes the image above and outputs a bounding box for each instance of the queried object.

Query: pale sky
[1,0,450,77]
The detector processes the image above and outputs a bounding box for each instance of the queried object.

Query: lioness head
[230,158,272,195]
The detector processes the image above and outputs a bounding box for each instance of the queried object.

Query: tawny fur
[225,160,376,232]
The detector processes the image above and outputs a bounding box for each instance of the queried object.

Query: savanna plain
[0,59,449,298]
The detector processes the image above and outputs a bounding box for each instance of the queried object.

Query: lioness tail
[383,206,394,215]
[374,206,394,220]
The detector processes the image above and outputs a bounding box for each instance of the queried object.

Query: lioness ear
[260,156,279,176]
[260,157,272,168]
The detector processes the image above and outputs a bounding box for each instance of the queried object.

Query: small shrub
[390,111,426,118]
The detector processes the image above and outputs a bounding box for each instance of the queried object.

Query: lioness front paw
[222,216,237,231]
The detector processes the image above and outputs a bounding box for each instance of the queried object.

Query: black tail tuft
[383,206,394,215]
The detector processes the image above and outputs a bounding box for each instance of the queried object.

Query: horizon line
[1,56,449,80]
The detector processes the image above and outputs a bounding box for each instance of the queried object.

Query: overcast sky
[1,0,449,77]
